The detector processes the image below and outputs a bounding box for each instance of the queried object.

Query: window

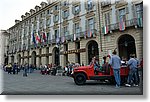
[47,10,49,14]
[53,15,59,23]
[104,12,110,25]
[63,10,69,19]
[87,0,93,10]
[54,29,59,39]
[73,5,80,15]
[64,1,68,6]
[88,18,94,30]
[46,18,51,26]
[63,26,68,37]
[54,5,58,10]
[136,3,143,18]
[119,8,126,22]
[75,23,80,35]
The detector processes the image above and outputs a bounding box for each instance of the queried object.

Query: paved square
[1,70,143,95]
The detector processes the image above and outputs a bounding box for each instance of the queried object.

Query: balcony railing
[102,18,143,34]
[18,29,98,50]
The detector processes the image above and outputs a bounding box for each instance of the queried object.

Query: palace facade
[6,0,143,67]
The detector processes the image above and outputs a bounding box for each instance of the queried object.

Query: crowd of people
[2,51,143,88]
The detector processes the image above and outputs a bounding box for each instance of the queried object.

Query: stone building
[7,0,143,67]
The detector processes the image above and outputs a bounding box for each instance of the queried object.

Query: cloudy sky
[0,0,47,30]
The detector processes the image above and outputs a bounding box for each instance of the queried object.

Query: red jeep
[71,64,129,85]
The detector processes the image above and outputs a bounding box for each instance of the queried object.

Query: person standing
[125,54,139,87]
[23,63,28,77]
[109,51,121,88]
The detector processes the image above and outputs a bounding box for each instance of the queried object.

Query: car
[71,64,129,85]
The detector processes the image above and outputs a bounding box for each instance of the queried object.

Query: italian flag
[102,26,108,34]
[119,20,125,31]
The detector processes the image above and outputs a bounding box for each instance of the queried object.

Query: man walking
[109,50,121,88]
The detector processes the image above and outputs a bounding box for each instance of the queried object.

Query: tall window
[104,12,110,25]
[87,0,93,10]
[54,29,59,39]
[136,3,143,18]
[53,15,59,23]
[75,23,80,35]
[88,18,94,30]
[46,18,51,26]
[119,8,126,22]
[54,5,58,10]
[73,5,80,15]
[63,10,69,19]
[63,26,68,37]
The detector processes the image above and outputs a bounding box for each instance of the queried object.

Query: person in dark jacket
[125,54,139,87]
[23,63,28,77]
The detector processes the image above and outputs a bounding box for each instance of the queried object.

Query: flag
[36,32,42,43]
[87,29,92,37]
[89,30,92,37]
[74,33,76,41]
[137,17,143,27]
[42,31,47,42]
[119,18,125,31]
[32,33,37,47]
[102,26,108,34]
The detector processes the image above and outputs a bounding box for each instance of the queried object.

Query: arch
[52,47,59,66]
[31,51,36,65]
[118,34,136,60]
[86,40,99,64]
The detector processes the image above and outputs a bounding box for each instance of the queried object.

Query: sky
[0,0,47,30]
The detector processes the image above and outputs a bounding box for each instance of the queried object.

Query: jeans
[127,68,138,85]
[113,69,121,86]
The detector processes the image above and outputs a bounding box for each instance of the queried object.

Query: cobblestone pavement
[1,70,143,95]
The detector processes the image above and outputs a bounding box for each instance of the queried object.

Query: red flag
[36,32,42,43]
[42,32,46,42]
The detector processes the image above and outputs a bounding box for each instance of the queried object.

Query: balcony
[102,18,143,34]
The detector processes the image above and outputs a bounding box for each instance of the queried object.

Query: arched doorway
[87,40,99,64]
[31,51,36,65]
[118,34,136,60]
[17,54,21,65]
[52,47,59,66]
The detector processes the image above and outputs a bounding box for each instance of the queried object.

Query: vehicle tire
[74,73,86,85]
